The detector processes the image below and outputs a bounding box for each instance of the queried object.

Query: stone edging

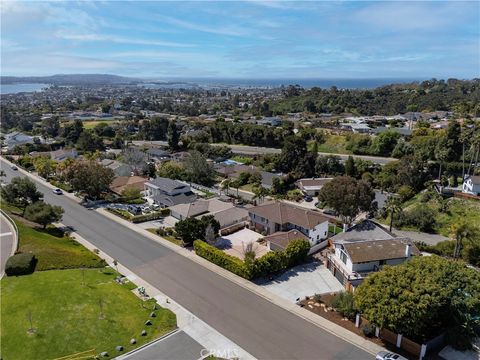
[115,328,180,359]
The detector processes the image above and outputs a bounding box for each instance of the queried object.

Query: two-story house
[326,220,420,291]
[248,202,331,248]
[144,177,196,208]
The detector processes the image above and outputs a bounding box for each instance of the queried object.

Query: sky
[1,1,479,79]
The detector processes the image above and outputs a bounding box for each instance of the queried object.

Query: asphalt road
[0,160,373,360]
[0,214,15,277]
[132,140,395,165]
[120,330,204,360]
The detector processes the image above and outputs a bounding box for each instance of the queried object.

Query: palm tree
[451,222,478,260]
[385,195,402,233]
[252,185,269,205]
[221,178,231,196]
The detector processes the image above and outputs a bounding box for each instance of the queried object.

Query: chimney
[343,223,348,232]
[405,243,412,257]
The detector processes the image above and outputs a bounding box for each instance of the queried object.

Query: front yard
[0,268,177,360]
[13,215,106,271]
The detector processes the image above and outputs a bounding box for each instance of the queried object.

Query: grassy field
[0,269,177,360]
[381,195,480,236]
[13,216,105,271]
[308,134,351,154]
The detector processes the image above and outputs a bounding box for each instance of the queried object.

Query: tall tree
[63,160,114,199]
[354,256,480,349]
[318,176,374,226]
[451,222,479,260]
[183,151,215,186]
[24,201,64,229]
[1,177,43,215]
[167,121,180,151]
[385,195,402,232]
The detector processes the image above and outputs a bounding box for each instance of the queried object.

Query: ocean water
[161,78,422,89]
[0,83,49,94]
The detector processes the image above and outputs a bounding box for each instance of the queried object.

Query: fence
[356,315,444,359]
[308,239,328,255]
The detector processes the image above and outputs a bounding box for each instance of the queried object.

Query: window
[379,260,386,266]
[340,251,347,264]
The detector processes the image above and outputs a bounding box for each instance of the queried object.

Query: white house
[462,175,480,196]
[325,220,420,291]
[144,177,196,207]
[248,202,331,248]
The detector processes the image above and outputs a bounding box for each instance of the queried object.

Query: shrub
[362,324,375,338]
[313,294,322,303]
[395,204,437,232]
[5,253,37,276]
[284,239,310,267]
[397,185,415,202]
[253,251,287,278]
[131,212,167,223]
[193,240,251,279]
[331,292,357,321]
[49,179,73,192]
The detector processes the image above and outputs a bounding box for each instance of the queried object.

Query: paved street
[0,213,16,277]
[119,331,204,360]
[0,158,374,360]
[132,140,395,165]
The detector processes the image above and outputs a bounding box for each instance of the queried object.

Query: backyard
[0,269,177,360]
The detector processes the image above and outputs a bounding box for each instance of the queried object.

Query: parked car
[127,205,142,215]
[376,351,408,360]
[10,165,18,170]
[304,195,313,202]
[52,188,63,195]
[323,208,336,216]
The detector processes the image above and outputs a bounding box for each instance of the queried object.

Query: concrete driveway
[258,261,344,302]
[136,216,178,230]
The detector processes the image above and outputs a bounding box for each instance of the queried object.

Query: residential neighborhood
[1,2,480,360]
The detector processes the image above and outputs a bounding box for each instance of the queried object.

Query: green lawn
[0,269,177,360]
[13,216,106,271]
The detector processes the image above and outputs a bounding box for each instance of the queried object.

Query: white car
[52,188,63,195]
[376,351,408,360]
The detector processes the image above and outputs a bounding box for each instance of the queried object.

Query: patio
[216,228,268,259]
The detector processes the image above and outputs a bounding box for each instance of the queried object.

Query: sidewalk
[64,224,255,360]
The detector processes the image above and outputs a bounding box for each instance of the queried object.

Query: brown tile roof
[109,176,147,195]
[343,239,420,263]
[263,230,308,250]
[296,178,333,188]
[249,202,331,229]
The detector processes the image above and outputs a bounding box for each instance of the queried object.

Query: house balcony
[326,252,378,282]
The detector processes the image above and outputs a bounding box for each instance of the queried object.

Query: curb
[115,328,180,359]
[97,208,384,356]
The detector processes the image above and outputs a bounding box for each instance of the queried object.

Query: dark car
[304,195,313,202]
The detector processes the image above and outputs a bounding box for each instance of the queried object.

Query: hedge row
[193,238,310,280]
[107,208,170,223]
[193,240,252,279]
[5,253,37,276]
[49,179,73,192]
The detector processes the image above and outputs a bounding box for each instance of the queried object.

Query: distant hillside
[269,78,480,116]
[0,74,141,85]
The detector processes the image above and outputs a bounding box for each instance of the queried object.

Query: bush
[395,204,437,232]
[193,240,252,279]
[49,179,73,192]
[131,212,167,223]
[362,324,375,338]
[284,239,310,267]
[397,185,415,202]
[313,294,322,303]
[253,251,287,278]
[331,292,357,321]
[5,253,37,276]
